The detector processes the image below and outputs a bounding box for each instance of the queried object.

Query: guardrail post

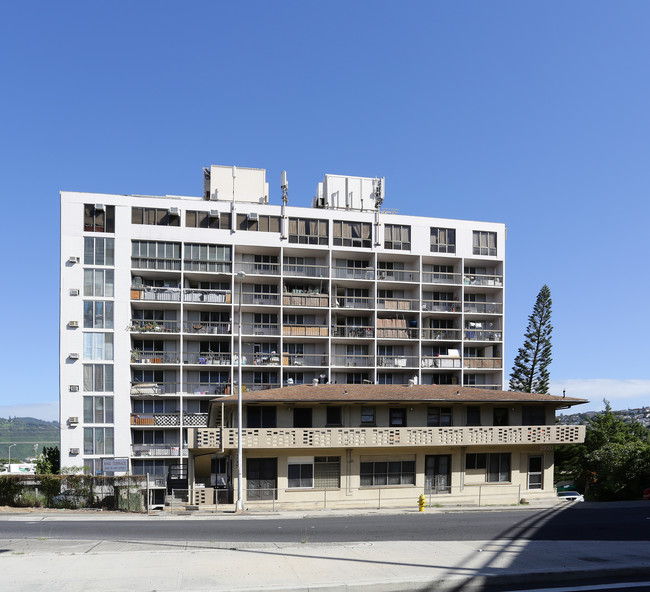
[378,487,381,509]
[478,485,482,507]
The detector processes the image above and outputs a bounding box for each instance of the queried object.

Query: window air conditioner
[69,289,80,296]
[68,256,79,264]
[248,212,259,222]
[69,416,79,424]
[209,210,220,218]
[69,352,79,360]
[69,448,80,455]
[95,203,105,211]
[168,207,180,216]
[69,385,79,392]
[68,320,79,328]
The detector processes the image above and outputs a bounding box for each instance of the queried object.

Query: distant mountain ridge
[0,417,60,461]
[557,406,650,429]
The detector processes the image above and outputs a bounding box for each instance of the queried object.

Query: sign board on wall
[102,458,129,473]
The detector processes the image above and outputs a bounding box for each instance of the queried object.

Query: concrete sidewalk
[2,506,650,591]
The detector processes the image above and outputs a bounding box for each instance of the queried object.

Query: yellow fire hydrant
[418,493,426,512]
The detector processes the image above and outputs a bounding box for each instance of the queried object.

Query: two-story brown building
[186,383,586,509]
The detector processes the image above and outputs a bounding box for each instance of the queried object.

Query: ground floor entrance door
[425,454,451,494]
[246,458,277,500]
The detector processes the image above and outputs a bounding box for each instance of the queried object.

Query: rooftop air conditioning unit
[69,289,80,296]
[95,203,105,211]
[69,385,79,392]
[68,320,79,328]
[69,352,79,360]
[168,207,180,216]
[68,256,79,264]
[69,448,80,455]
[248,212,259,222]
[69,416,79,424]
[209,210,220,218]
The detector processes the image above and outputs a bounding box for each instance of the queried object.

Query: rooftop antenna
[373,177,385,209]
[280,170,289,239]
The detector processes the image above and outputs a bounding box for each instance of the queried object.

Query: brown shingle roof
[211,384,588,406]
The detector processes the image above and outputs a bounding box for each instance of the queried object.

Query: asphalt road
[1,502,648,544]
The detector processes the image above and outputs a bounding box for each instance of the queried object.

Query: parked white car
[557,490,584,502]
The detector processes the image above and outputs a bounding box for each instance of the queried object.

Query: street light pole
[235,271,246,512]
[8,444,16,470]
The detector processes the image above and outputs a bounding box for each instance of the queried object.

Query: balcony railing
[376,328,418,339]
[421,300,461,313]
[377,298,419,311]
[421,328,462,341]
[464,330,502,341]
[331,355,375,367]
[377,270,419,282]
[283,324,329,337]
[130,382,179,395]
[421,356,461,368]
[237,262,281,275]
[332,326,375,338]
[244,293,281,306]
[466,384,501,390]
[130,413,208,427]
[422,272,462,285]
[333,267,375,280]
[183,260,232,274]
[131,287,181,302]
[243,323,281,336]
[463,357,503,369]
[463,302,502,314]
[283,264,329,278]
[185,352,231,365]
[131,257,181,271]
[282,354,328,367]
[242,382,281,392]
[336,296,374,309]
[131,351,179,364]
[185,382,230,395]
[248,353,281,366]
[377,355,419,368]
[283,294,329,307]
[463,274,503,287]
[184,321,231,335]
[131,444,186,457]
[128,319,180,333]
[184,289,231,303]
[189,424,586,450]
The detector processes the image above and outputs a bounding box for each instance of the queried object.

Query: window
[360,407,375,425]
[247,406,277,428]
[315,456,340,488]
[236,214,281,232]
[466,453,487,470]
[346,372,369,384]
[287,457,314,488]
[384,224,411,250]
[184,243,232,273]
[186,210,231,230]
[131,207,180,226]
[253,371,279,386]
[522,406,546,425]
[488,453,511,482]
[84,204,115,233]
[84,237,115,266]
[472,231,497,256]
[83,364,114,392]
[84,269,114,297]
[132,430,167,445]
[293,407,312,428]
[389,408,407,427]
[427,407,452,427]
[326,406,342,426]
[528,455,543,490]
[466,406,481,426]
[288,217,328,245]
[333,220,371,248]
[83,427,114,455]
[83,333,114,360]
[131,241,181,270]
[131,459,167,476]
[83,396,114,423]
[430,227,455,253]
[493,407,509,426]
[360,458,415,486]
[83,301,114,329]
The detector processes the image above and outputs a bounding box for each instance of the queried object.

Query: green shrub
[0,476,23,505]
[16,490,47,508]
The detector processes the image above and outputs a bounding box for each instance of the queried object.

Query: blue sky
[1,1,649,421]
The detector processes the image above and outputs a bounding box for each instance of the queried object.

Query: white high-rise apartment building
[60,165,505,480]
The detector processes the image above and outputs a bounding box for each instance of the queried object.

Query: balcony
[463,274,503,287]
[376,328,418,339]
[283,263,329,278]
[377,270,419,282]
[237,262,281,275]
[377,298,419,311]
[336,296,373,309]
[131,286,181,302]
[283,293,329,307]
[422,272,462,285]
[184,288,231,304]
[131,444,187,457]
[282,354,328,367]
[463,302,502,314]
[464,330,502,342]
[184,321,231,335]
[332,326,375,338]
[333,267,375,280]
[130,382,179,395]
[248,353,281,366]
[421,356,461,368]
[421,329,462,341]
[283,324,329,337]
[243,323,281,336]
[189,424,586,450]
[131,257,181,271]
[331,355,375,367]
[130,413,208,427]
[131,351,179,364]
[422,300,461,313]
[185,352,231,365]
[463,357,503,369]
[185,382,230,395]
[129,319,180,333]
[377,355,418,368]
[183,260,232,274]
[244,293,281,306]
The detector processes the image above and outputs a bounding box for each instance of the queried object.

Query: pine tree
[509,285,553,393]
